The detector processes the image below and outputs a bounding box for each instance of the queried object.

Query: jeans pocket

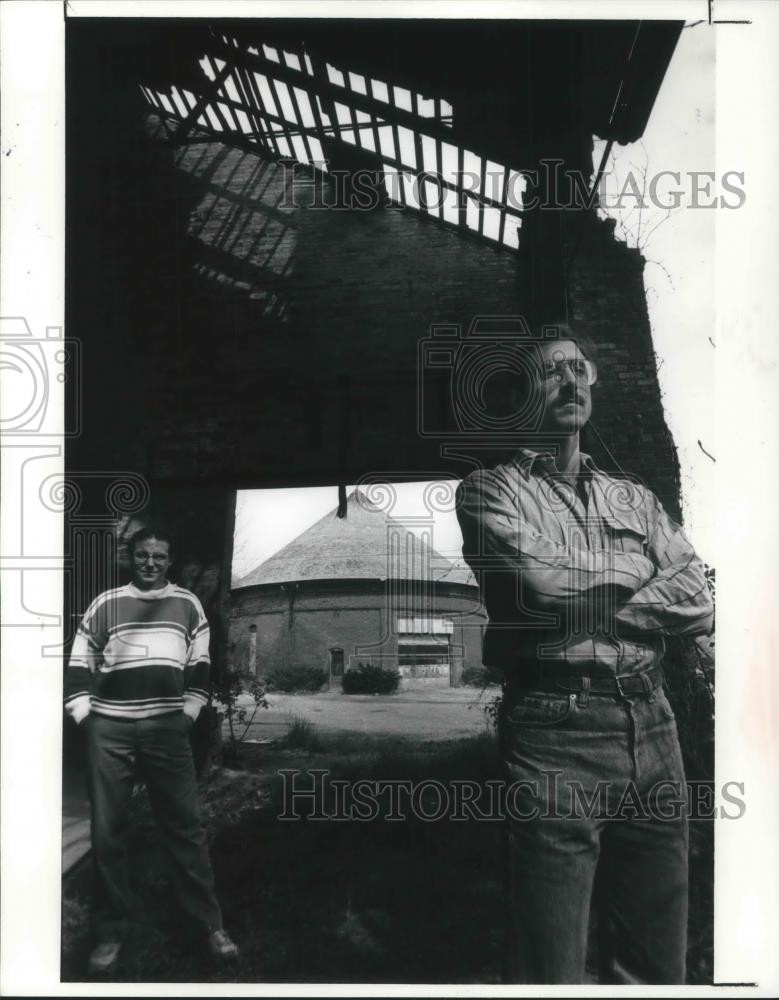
[503,692,576,728]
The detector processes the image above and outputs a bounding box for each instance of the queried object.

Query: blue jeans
[86,711,223,943]
[499,686,689,984]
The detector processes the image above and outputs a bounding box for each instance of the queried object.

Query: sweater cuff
[183,695,203,722]
[67,695,92,725]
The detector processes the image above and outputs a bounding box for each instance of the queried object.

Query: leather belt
[505,664,664,698]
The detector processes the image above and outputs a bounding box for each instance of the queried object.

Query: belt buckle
[615,669,654,697]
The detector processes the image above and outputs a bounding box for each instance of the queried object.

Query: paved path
[225,687,498,743]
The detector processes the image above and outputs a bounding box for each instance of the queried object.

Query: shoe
[207,928,239,961]
[87,941,121,975]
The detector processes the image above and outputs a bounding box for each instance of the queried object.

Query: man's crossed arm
[613,490,713,637]
[456,472,713,638]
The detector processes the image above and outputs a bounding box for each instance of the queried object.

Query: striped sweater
[65,582,211,723]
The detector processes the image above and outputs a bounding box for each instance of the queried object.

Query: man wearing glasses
[456,325,713,984]
[64,525,240,975]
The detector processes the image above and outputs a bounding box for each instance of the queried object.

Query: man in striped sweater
[65,524,239,975]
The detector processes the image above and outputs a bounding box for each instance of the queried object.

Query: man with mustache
[456,324,713,984]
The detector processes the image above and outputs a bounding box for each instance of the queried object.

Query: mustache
[557,387,587,405]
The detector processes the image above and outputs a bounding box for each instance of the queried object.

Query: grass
[282,712,322,751]
[61,724,713,985]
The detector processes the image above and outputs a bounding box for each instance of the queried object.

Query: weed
[283,712,322,751]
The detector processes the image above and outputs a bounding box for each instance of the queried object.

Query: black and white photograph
[1,0,778,995]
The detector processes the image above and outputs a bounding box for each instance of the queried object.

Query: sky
[233,22,716,582]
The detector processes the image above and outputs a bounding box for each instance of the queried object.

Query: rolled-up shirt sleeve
[456,472,655,612]
[615,492,714,637]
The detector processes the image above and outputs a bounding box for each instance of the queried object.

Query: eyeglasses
[538,358,598,386]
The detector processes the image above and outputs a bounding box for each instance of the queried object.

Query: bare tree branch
[697,440,716,463]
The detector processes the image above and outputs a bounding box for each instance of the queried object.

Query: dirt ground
[62,692,712,985]
[225,686,499,743]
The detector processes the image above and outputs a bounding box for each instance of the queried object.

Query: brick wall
[564,212,682,517]
[230,581,487,686]
[129,123,681,517]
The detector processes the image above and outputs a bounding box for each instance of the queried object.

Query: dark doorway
[329,647,345,684]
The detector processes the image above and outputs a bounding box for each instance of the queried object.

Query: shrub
[283,713,322,751]
[460,664,503,688]
[266,663,327,693]
[342,662,400,695]
[212,669,269,746]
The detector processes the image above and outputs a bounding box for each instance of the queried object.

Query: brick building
[230,489,484,689]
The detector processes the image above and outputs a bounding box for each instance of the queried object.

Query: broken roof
[234,488,474,588]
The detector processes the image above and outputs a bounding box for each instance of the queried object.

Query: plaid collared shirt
[456,448,713,677]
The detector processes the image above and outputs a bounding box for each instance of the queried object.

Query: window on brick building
[397,617,453,679]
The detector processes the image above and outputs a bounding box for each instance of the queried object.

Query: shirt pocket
[603,523,648,556]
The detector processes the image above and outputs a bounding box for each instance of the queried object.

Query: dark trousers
[86,711,222,943]
[499,687,689,985]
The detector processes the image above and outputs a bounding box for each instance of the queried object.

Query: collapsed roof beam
[210,36,457,147]
[174,56,236,144]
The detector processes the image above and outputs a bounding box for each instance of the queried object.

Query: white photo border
[1,0,777,995]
